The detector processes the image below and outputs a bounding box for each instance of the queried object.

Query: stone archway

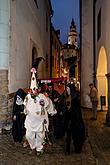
[32,47,45,78]
[97,46,107,110]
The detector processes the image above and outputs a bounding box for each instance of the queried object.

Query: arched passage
[97,46,107,109]
[32,47,45,78]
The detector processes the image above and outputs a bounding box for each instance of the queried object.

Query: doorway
[97,46,107,110]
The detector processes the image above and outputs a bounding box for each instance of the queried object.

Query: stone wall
[7,93,15,128]
[0,70,8,131]
[81,0,93,108]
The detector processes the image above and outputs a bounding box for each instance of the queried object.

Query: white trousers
[26,130,45,152]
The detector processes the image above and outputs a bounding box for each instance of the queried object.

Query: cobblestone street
[0,109,110,165]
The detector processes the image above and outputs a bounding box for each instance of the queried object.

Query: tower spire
[68,18,78,46]
[70,18,76,31]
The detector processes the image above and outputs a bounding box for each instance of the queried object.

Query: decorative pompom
[31,68,37,73]
[39,99,45,106]
[28,89,32,94]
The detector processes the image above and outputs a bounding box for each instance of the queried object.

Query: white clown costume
[24,68,56,153]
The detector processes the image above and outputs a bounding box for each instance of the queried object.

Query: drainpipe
[93,0,96,86]
[50,22,52,78]
[79,0,82,93]
[58,48,60,77]
[105,73,110,126]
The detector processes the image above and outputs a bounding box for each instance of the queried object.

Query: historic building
[68,18,78,47]
[61,19,79,81]
[50,24,62,78]
[81,0,110,125]
[0,0,53,130]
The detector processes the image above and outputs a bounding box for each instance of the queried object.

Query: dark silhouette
[52,90,66,139]
[64,91,86,154]
[12,88,27,143]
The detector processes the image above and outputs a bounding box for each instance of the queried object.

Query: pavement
[0,109,110,165]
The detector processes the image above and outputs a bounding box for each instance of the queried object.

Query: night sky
[51,0,80,44]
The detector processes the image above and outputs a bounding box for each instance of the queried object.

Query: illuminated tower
[68,18,78,47]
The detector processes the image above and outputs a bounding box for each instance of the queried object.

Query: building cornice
[46,0,53,16]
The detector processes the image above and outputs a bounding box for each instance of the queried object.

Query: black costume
[65,91,85,154]
[52,90,66,139]
[12,88,27,142]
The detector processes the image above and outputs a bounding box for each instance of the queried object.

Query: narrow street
[83,109,110,165]
[0,109,110,165]
[1,1,110,164]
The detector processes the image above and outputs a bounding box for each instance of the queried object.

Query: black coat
[12,89,27,142]
[70,96,85,141]
[64,92,86,153]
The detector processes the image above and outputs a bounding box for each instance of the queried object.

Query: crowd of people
[12,68,86,156]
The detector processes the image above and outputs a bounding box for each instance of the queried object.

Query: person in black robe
[12,88,27,143]
[52,89,66,139]
[65,90,86,154]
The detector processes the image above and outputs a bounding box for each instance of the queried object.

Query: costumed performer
[12,88,27,143]
[23,68,55,155]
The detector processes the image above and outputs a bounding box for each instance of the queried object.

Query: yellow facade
[51,26,62,78]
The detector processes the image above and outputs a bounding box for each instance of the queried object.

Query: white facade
[81,0,93,108]
[9,0,51,92]
[0,0,52,129]
[81,0,110,110]
[0,0,10,69]
[0,0,51,93]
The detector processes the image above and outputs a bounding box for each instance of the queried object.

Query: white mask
[16,95,23,105]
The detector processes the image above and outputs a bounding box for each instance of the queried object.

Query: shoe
[23,141,29,148]
[37,150,44,156]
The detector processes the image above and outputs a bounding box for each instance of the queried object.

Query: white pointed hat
[30,68,38,91]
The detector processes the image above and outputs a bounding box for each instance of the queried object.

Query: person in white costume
[24,68,56,155]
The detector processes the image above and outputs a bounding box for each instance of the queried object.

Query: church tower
[68,18,78,47]
[61,18,79,80]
